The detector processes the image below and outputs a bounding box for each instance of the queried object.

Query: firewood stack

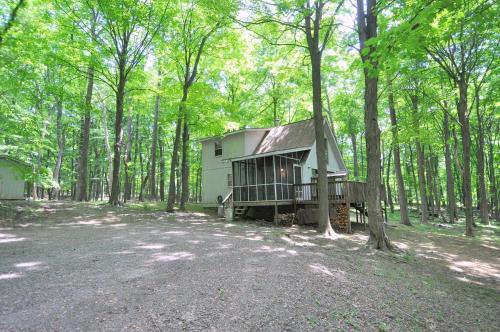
[274,213,296,226]
[331,204,350,233]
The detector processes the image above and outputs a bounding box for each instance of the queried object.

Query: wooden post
[274,202,279,226]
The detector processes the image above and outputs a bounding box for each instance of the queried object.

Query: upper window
[214,141,222,157]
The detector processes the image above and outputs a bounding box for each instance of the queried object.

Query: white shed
[0,156,29,200]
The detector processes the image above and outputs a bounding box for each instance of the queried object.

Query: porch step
[233,207,248,219]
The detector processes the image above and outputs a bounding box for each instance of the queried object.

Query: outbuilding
[0,156,30,200]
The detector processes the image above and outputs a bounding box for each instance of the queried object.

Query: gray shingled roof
[253,119,316,155]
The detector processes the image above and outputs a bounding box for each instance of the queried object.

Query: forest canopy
[0,0,498,239]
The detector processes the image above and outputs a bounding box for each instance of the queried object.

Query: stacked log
[331,204,350,233]
[274,213,296,226]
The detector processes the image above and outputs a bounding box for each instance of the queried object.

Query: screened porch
[232,152,305,203]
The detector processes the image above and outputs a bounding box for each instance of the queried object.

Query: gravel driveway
[0,202,498,331]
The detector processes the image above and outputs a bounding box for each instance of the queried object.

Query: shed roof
[0,155,30,172]
[253,119,316,155]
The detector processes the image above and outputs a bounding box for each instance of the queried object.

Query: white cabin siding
[0,160,26,200]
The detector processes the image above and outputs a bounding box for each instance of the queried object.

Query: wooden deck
[293,179,381,205]
[226,178,385,210]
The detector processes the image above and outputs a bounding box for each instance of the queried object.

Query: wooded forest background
[0,0,498,239]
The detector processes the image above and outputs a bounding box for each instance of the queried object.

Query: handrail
[222,190,233,209]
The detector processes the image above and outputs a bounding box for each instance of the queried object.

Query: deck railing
[294,180,373,205]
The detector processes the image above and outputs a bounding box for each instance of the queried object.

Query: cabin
[200,119,379,232]
[0,156,30,200]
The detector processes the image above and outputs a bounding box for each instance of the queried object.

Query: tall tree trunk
[386,147,394,214]
[411,94,429,224]
[416,142,428,223]
[486,129,498,221]
[350,133,359,178]
[166,100,184,212]
[357,0,392,249]
[425,153,435,219]
[443,110,457,222]
[75,64,94,201]
[102,105,113,197]
[180,113,190,211]
[159,136,165,202]
[150,94,160,200]
[123,110,133,203]
[474,87,488,224]
[303,5,335,237]
[457,82,473,236]
[388,79,411,225]
[52,98,64,200]
[109,63,126,205]
[408,145,419,209]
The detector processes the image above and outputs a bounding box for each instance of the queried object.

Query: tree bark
[350,133,359,178]
[159,135,165,202]
[457,82,473,236]
[411,93,429,224]
[474,87,489,224]
[386,147,394,214]
[304,1,335,237]
[166,103,184,212]
[102,105,113,197]
[357,0,392,249]
[150,93,160,200]
[75,64,94,201]
[443,110,457,222]
[425,153,435,219]
[109,62,126,205]
[52,97,64,200]
[123,110,133,203]
[179,113,190,211]
[387,79,411,225]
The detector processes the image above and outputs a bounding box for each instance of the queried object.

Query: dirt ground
[0,201,499,331]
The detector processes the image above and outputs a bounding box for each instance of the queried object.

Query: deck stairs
[233,206,248,219]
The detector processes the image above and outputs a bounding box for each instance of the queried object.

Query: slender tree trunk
[180,113,190,211]
[386,147,394,214]
[486,129,498,221]
[52,98,64,200]
[443,110,457,222]
[416,142,428,223]
[457,82,473,236]
[102,106,113,197]
[408,145,419,209]
[305,11,335,237]
[109,63,126,205]
[350,133,359,178]
[426,153,435,219]
[75,65,94,201]
[166,99,185,212]
[411,94,429,223]
[123,110,133,203]
[388,79,411,225]
[150,94,160,200]
[159,136,165,202]
[357,0,392,249]
[139,160,150,202]
[474,88,489,224]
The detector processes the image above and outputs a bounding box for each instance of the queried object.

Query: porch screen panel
[256,157,265,200]
[248,159,256,201]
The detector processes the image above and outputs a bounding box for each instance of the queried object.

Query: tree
[356,0,393,249]
[244,0,340,237]
[420,0,496,236]
[387,77,411,225]
[165,0,232,212]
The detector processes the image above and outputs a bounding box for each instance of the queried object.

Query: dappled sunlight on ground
[150,251,195,263]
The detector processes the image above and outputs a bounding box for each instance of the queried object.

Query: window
[227,174,232,187]
[214,141,222,157]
